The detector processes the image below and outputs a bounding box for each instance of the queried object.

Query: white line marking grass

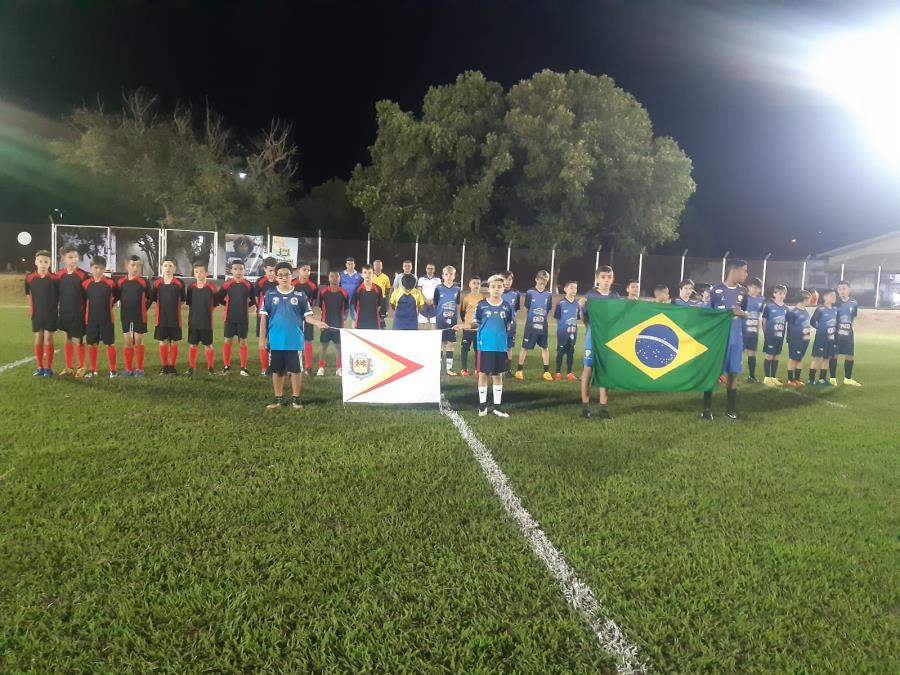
[781,387,848,409]
[0,355,37,375]
[440,396,648,675]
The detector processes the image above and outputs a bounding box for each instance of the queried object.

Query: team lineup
[24,247,861,416]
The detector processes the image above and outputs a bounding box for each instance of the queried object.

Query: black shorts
[86,323,115,346]
[303,322,314,342]
[522,330,548,350]
[269,349,302,375]
[31,314,58,333]
[837,335,854,356]
[58,315,85,339]
[320,328,341,344]
[224,321,248,340]
[188,329,213,346]
[121,320,147,335]
[763,337,785,356]
[812,340,836,359]
[461,329,477,347]
[441,327,457,343]
[477,351,509,375]
[743,333,759,351]
[154,326,183,342]
[788,341,809,361]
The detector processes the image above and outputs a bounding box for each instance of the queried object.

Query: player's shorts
[418,304,436,322]
[461,329,477,347]
[121,320,147,335]
[31,314,58,333]
[743,333,759,351]
[57,314,85,339]
[762,337,785,356]
[86,322,115,346]
[224,321,248,340]
[303,323,314,342]
[477,350,509,375]
[788,341,810,361]
[320,328,341,344]
[521,330,548,350]
[441,328,457,343]
[154,326,183,342]
[188,329,213,346]
[812,339,837,359]
[837,335,854,356]
[268,349,302,375]
[722,340,743,375]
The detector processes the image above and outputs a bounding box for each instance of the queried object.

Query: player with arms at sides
[515,269,553,381]
[255,257,279,375]
[25,249,58,377]
[56,245,89,377]
[354,264,385,330]
[371,259,391,321]
[417,263,441,326]
[216,259,256,376]
[390,273,425,330]
[185,260,218,377]
[501,271,521,372]
[625,278,640,301]
[835,280,861,386]
[339,257,363,325]
[431,265,461,375]
[760,284,789,386]
[580,266,618,419]
[81,256,118,378]
[454,274,514,417]
[259,262,329,410]
[392,259,414,289]
[742,277,765,383]
[293,263,319,375]
[702,259,749,420]
[672,279,697,305]
[553,281,581,381]
[316,271,348,377]
[117,255,152,377]
[809,288,839,386]
[151,257,186,376]
[459,276,483,377]
[785,290,812,386]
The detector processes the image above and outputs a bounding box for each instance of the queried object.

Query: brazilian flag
[588,299,732,391]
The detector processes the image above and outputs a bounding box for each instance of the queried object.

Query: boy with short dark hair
[354,264,384,329]
[82,256,118,378]
[553,281,581,380]
[56,245,89,376]
[809,288,838,386]
[317,271,349,376]
[433,265,461,375]
[835,280,861,386]
[389,273,425,330]
[117,255,151,377]
[255,256,279,374]
[653,284,670,303]
[501,271,520,369]
[459,276,482,376]
[673,279,696,306]
[581,266,618,419]
[515,270,553,381]
[185,260,218,377]
[786,290,812,386]
[25,249,58,376]
[625,279,640,300]
[741,276,765,383]
[703,260,749,420]
[216,259,256,375]
[760,284,789,386]
[152,257,186,375]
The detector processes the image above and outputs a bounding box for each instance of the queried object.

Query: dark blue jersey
[553,298,581,342]
[810,306,838,343]
[761,302,789,341]
[523,288,552,335]
[709,283,749,345]
[474,299,514,352]
[787,307,811,343]
[835,298,858,338]
[742,295,765,339]
[672,297,697,306]
[502,289,520,317]
[433,284,461,330]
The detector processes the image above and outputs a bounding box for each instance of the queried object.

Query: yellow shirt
[372,272,391,297]
[460,292,483,323]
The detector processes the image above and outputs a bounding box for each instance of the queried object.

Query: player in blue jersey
[553,282,581,380]
[785,290,812,386]
[703,259,749,420]
[581,266,618,419]
[742,277,765,383]
[515,270,553,381]
[431,265,461,375]
[258,262,330,409]
[809,288,838,386]
[501,271,520,373]
[455,274,514,417]
[760,284,789,386]
[672,279,696,306]
[835,280,861,386]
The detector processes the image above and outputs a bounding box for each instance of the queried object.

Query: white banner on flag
[340,329,442,404]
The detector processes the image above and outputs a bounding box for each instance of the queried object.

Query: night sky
[2,0,899,257]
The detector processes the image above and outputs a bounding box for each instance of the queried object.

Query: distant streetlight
[237,172,248,180]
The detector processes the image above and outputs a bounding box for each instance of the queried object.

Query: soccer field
[1,290,898,673]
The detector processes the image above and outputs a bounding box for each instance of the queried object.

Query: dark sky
[2,0,899,257]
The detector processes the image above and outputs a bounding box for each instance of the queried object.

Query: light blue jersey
[261,287,313,350]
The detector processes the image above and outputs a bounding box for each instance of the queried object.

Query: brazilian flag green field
[1,282,898,673]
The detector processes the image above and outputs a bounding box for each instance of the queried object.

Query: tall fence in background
[38,224,900,309]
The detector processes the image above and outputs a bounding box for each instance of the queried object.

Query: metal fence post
[721,250,730,283]
[213,230,219,278]
[50,221,57,272]
[414,235,419,277]
[460,239,466,291]
[366,230,371,264]
[800,254,810,290]
[874,264,882,309]
[595,247,600,275]
[316,230,322,286]
[506,242,512,272]
[637,247,646,291]
[549,245,556,294]
[761,252,772,294]
[840,262,845,280]
[159,228,166,277]
[680,248,688,282]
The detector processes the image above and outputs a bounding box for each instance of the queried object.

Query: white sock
[478,386,488,404]
[492,384,503,405]
[446,357,453,370]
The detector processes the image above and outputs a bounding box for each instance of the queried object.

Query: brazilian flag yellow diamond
[606,312,708,380]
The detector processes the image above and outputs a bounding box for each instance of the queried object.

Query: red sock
[205,347,215,370]
[223,342,232,366]
[106,345,117,372]
[64,341,74,369]
[136,344,145,370]
[77,343,86,369]
[44,344,54,369]
[34,344,44,368]
[124,346,134,371]
[189,345,198,369]
[318,358,325,369]
[159,343,169,366]
[239,344,248,368]
[89,345,99,371]
[168,343,178,365]
[304,342,312,371]
[336,358,341,370]
[259,348,268,369]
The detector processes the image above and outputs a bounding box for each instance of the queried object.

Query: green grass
[1,296,898,673]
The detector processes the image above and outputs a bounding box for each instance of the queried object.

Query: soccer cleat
[818,379,831,387]
[184,368,194,378]
[566,373,577,381]
[316,367,325,377]
[460,369,470,377]
[542,371,553,382]
[725,410,746,421]
[771,378,784,386]
[744,376,759,384]
[160,367,169,376]
[208,368,216,376]
[121,370,133,378]
[762,376,774,386]
[239,367,250,377]
[260,370,268,377]
[222,365,232,375]
[32,368,44,377]
[75,367,86,379]
[478,405,488,417]
[291,397,304,410]
[446,369,458,376]
[169,366,179,376]
[492,407,510,418]
[43,368,53,377]
[514,371,524,381]
[109,371,118,379]
[843,378,862,387]
[84,370,98,379]
[554,372,562,381]
[335,368,342,377]
[59,367,75,376]
[266,397,284,409]
[581,407,591,418]
[133,369,145,378]
[829,377,837,386]
[596,407,612,421]
[795,380,806,387]
[700,409,714,421]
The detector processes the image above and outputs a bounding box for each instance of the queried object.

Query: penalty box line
[439,396,649,675]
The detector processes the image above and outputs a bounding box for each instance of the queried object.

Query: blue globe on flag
[635,323,679,368]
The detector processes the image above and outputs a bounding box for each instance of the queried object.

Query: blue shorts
[522,330,548,350]
[762,336,784,356]
[837,335,854,356]
[320,328,341,344]
[812,339,837,359]
[441,327,457,343]
[743,333,759,351]
[788,341,809,361]
[722,341,743,375]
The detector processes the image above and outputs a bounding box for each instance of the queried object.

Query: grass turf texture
[1,285,898,672]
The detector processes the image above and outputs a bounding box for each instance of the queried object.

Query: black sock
[748,355,756,378]
[517,363,523,372]
[726,388,737,413]
[771,359,778,378]
[703,390,712,411]
[808,369,816,383]
[829,358,837,378]
[763,360,771,377]
[845,360,854,378]
[555,350,564,373]
[461,345,469,370]
[543,364,549,373]
[819,368,827,380]
[566,351,573,373]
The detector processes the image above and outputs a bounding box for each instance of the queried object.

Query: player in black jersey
[215,259,256,375]
[293,263,318,374]
[255,257,278,375]
[56,245,88,376]
[117,255,152,377]
[185,260,218,377]
[81,256,118,378]
[152,257,186,375]
[25,250,58,376]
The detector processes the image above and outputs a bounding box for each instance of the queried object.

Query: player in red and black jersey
[25,249,58,376]
[255,257,278,375]
[293,262,318,374]
[354,264,384,330]
[215,259,256,375]
[56,245,89,375]
[117,255,152,377]
[152,257,186,375]
[316,271,348,376]
[81,256,118,378]
[185,260,218,377]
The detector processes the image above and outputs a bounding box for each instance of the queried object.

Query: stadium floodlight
[807,15,900,171]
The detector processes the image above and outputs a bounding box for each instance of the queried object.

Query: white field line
[439,396,648,675]
[0,354,37,375]
[779,387,848,409]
